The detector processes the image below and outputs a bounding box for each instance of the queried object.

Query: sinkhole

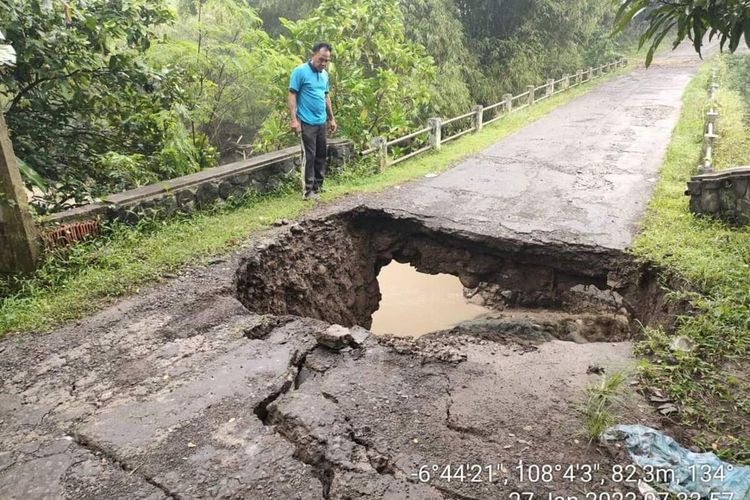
[235,208,680,343]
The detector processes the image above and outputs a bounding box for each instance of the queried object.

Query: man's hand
[291,118,301,135]
[327,118,337,134]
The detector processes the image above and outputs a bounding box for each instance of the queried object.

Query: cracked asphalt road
[366,44,709,250]
[0,46,707,499]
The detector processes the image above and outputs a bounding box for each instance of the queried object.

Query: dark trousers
[300,122,327,194]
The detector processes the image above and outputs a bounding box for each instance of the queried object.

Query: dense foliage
[150,0,292,159]
[0,0,212,212]
[1,0,633,212]
[614,0,750,65]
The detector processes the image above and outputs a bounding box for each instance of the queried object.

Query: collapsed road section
[228,207,683,498]
[236,207,680,343]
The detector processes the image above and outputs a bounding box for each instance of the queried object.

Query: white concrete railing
[361,59,627,169]
[699,66,720,174]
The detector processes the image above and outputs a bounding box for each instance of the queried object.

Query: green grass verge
[714,55,750,169]
[0,67,628,337]
[631,56,750,464]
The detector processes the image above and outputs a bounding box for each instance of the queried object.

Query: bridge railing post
[428,117,442,151]
[503,93,513,113]
[371,136,388,171]
[472,105,484,132]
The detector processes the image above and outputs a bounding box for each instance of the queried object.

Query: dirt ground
[0,46,708,499]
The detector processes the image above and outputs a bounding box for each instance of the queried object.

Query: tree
[450,0,618,103]
[0,0,208,212]
[397,0,476,117]
[150,0,292,160]
[247,0,319,37]
[614,0,750,66]
[256,0,435,151]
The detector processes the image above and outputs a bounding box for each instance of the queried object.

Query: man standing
[288,43,337,200]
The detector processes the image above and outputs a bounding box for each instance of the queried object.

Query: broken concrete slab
[78,399,322,499]
[69,325,323,498]
[267,339,651,498]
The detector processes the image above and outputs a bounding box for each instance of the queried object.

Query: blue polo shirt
[289,61,329,126]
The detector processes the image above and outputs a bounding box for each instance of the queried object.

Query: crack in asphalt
[67,431,183,500]
[347,430,402,478]
[36,402,63,427]
[251,343,337,498]
[252,340,451,498]
[253,346,312,424]
[264,403,336,499]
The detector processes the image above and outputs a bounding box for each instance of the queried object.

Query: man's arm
[325,94,337,134]
[288,91,301,135]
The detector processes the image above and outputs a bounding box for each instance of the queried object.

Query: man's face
[311,48,331,72]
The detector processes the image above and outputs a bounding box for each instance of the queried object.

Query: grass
[630,55,750,464]
[713,55,750,170]
[0,67,630,338]
[583,371,627,444]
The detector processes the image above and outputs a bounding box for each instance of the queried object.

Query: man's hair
[312,42,332,53]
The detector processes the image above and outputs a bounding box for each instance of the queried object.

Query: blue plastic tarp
[603,425,750,498]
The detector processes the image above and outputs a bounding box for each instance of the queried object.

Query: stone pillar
[700,180,721,215]
[503,94,513,113]
[428,118,442,151]
[527,85,535,106]
[0,113,40,275]
[472,105,484,132]
[698,158,713,175]
[371,136,388,171]
[326,138,355,174]
[546,79,554,97]
[588,67,594,81]
[563,74,570,90]
[576,70,582,85]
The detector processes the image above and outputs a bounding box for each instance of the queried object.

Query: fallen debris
[316,324,355,350]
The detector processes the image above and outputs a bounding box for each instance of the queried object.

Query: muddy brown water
[370,262,492,337]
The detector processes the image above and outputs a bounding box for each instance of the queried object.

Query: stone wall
[44,139,355,227]
[686,166,750,224]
